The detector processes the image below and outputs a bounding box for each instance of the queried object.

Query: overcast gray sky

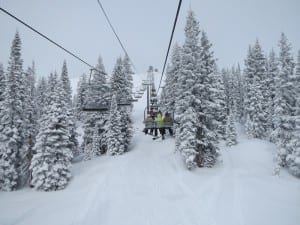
[1,0,300,89]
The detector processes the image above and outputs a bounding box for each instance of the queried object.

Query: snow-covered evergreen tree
[36,76,47,119]
[266,50,279,130]
[75,73,87,121]
[226,111,237,146]
[60,61,72,106]
[30,76,73,191]
[285,50,300,177]
[107,95,124,155]
[175,10,201,168]
[123,54,134,100]
[0,63,5,103]
[83,56,110,157]
[110,57,133,153]
[120,108,133,152]
[196,31,220,167]
[272,33,296,171]
[163,43,182,113]
[23,63,38,186]
[59,61,79,158]
[222,68,235,115]
[177,106,199,169]
[176,10,219,168]
[110,57,129,103]
[244,40,268,138]
[233,64,245,122]
[211,65,227,140]
[0,32,26,190]
[121,55,134,152]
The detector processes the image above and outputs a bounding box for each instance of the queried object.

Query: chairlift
[82,102,133,112]
[143,107,174,129]
[83,69,134,112]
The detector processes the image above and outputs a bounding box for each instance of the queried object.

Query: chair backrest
[163,121,173,128]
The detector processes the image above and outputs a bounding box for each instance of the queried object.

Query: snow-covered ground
[1,76,300,225]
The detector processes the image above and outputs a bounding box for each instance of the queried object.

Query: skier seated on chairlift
[163,112,173,136]
[155,111,166,139]
[149,108,155,118]
[143,114,158,136]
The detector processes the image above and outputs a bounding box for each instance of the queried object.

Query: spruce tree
[36,76,47,119]
[272,33,295,171]
[23,63,38,185]
[121,55,134,152]
[233,64,245,122]
[196,31,220,167]
[75,73,87,121]
[176,10,219,168]
[60,61,79,158]
[0,63,5,103]
[163,43,182,113]
[110,57,128,102]
[226,111,238,146]
[285,50,300,176]
[266,50,279,130]
[212,65,227,139]
[30,76,73,191]
[222,68,235,115]
[83,56,110,157]
[175,10,201,169]
[107,95,124,155]
[123,54,134,100]
[0,32,26,190]
[177,106,199,169]
[60,61,72,106]
[244,40,268,138]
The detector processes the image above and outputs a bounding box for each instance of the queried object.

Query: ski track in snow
[1,77,300,225]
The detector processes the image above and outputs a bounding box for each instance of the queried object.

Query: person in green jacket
[155,111,165,139]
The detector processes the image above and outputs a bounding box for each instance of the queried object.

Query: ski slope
[0,77,300,225]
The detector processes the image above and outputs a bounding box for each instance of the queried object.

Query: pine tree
[30,76,73,191]
[121,55,134,152]
[244,40,268,138]
[123,54,134,100]
[177,106,199,169]
[226,111,237,146]
[107,95,124,155]
[266,50,279,130]
[0,63,5,103]
[85,127,100,160]
[163,43,182,113]
[175,10,201,168]
[75,73,87,121]
[285,50,300,177]
[233,64,245,122]
[0,32,26,190]
[110,57,128,103]
[83,56,110,157]
[175,10,219,168]
[196,31,220,167]
[60,61,79,158]
[222,68,235,115]
[23,63,38,186]
[272,33,295,171]
[60,61,72,106]
[36,76,47,119]
[211,65,227,139]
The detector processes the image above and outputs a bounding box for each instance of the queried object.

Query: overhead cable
[96,0,138,73]
[157,0,182,94]
[0,7,102,73]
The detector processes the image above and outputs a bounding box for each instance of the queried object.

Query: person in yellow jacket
[155,111,165,139]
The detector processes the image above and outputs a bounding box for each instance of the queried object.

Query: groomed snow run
[1,84,300,225]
